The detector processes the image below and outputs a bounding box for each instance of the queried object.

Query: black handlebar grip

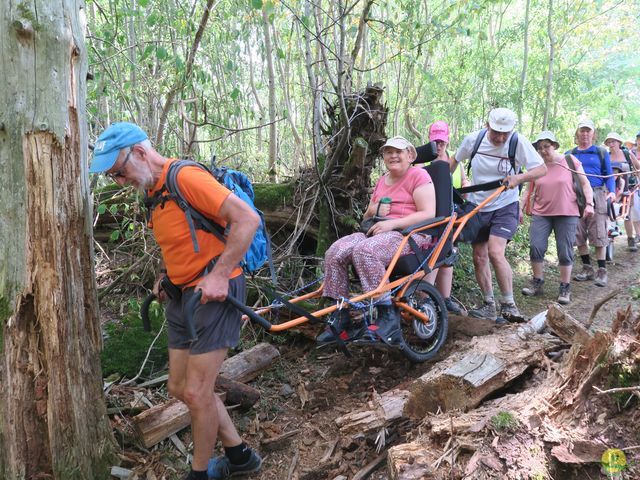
[140,293,156,332]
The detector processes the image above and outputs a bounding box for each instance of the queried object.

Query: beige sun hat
[604,132,624,144]
[379,135,417,156]
[532,130,560,150]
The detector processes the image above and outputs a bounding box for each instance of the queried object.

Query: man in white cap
[451,108,546,322]
[568,119,615,286]
[604,131,640,252]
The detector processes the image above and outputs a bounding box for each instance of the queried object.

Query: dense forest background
[86,0,640,182]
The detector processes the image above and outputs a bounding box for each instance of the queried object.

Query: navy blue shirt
[566,145,615,192]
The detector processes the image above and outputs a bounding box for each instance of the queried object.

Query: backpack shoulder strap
[467,128,487,176]
[597,146,607,175]
[165,160,226,253]
[508,132,519,173]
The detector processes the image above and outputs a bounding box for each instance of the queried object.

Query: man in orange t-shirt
[90,123,262,480]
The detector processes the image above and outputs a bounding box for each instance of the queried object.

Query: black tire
[396,280,448,363]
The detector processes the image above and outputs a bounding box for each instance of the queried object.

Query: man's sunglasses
[108,149,132,181]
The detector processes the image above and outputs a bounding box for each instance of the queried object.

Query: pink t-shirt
[371,167,432,218]
[531,157,581,217]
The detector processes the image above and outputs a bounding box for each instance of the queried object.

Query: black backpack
[621,146,637,187]
[466,128,519,177]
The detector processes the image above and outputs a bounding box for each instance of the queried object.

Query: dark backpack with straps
[466,128,519,177]
[146,159,274,279]
[621,146,638,187]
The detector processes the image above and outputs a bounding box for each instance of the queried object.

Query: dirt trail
[514,234,640,330]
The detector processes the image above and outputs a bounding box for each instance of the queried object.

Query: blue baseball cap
[89,122,148,173]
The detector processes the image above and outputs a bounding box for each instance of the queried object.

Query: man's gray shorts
[472,201,519,243]
[166,275,247,354]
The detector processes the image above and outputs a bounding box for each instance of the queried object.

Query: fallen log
[132,342,279,447]
[387,442,436,479]
[404,331,562,419]
[132,398,190,448]
[216,376,261,408]
[416,308,640,479]
[219,342,281,383]
[334,388,409,438]
[546,304,592,345]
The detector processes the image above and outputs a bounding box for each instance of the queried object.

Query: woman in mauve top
[520,131,593,305]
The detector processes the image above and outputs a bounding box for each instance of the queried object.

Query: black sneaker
[316,309,361,344]
[207,449,262,479]
[370,304,402,346]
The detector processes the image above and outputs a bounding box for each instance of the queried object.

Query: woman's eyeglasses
[108,149,132,181]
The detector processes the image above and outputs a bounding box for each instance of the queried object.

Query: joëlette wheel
[396,280,448,363]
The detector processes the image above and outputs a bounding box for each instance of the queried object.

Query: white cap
[577,119,595,131]
[379,135,415,153]
[488,108,516,132]
[604,132,624,144]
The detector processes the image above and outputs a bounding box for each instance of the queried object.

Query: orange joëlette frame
[247,185,507,332]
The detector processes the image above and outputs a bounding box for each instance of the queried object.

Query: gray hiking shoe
[468,301,497,321]
[522,277,544,296]
[574,264,594,282]
[500,302,525,323]
[444,297,467,316]
[628,237,638,252]
[594,267,608,287]
[557,283,571,305]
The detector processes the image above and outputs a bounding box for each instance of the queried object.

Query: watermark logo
[601,448,626,475]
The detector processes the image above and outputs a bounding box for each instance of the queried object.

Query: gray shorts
[472,201,519,243]
[529,215,579,266]
[166,275,247,354]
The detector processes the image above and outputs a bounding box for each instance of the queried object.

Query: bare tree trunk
[262,5,278,182]
[0,2,115,479]
[304,0,325,159]
[543,0,556,130]
[517,0,531,127]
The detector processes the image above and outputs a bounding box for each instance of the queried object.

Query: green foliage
[490,410,519,432]
[630,285,640,301]
[101,297,168,378]
[607,362,640,409]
